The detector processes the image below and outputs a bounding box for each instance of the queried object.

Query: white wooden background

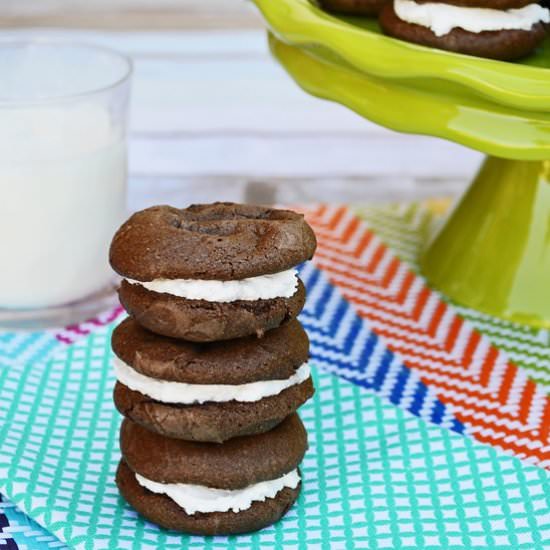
[0,0,261,29]
[0,22,483,207]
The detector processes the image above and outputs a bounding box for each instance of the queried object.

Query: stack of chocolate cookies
[108,203,317,535]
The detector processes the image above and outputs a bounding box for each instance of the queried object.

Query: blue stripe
[390,363,410,404]
[430,400,445,425]
[343,313,362,353]
[409,383,427,416]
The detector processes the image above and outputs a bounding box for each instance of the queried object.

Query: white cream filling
[135,468,300,515]
[125,268,299,302]
[394,0,550,37]
[113,356,311,404]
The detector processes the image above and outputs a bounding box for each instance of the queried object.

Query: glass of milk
[0,40,132,328]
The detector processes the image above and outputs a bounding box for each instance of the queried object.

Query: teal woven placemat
[1,324,548,549]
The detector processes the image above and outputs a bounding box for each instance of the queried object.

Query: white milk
[0,104,127,309]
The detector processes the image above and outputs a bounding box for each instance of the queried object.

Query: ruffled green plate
[269,34,550,160]
[253,0,550,113]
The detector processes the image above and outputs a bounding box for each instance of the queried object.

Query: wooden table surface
[0,14,483,207]
[0,0,261,29]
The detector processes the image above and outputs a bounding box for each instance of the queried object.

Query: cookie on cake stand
[252,0,550,328]
[319,0,389,15]
[380,0,548,60]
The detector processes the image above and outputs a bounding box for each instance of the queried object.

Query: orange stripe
[350,298,445,334]
[353,231,375,258]
[381,257,400,288]
[518,380,536,424]
[398,356,497,387]
[461,331,480,372]
[429,391,522,424]
[539,398,550,442]
[427,301,447,338]
[498,364,517,404]
[315,255,388,286]
[472,432,548,464]
[315,239,380,268]
[341,215,360,244]
[326,206,347,231]
[301,204,326,219]
[366,243,387,273]
[478,346,498,387]
[315,231,376,259]
[444,316,464,354]
[396,271,416,304]
[412,366,514,403]
[411,286,430,322]
[320,272,409,305]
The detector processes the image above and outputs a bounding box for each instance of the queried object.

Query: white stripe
[114,357,310,404]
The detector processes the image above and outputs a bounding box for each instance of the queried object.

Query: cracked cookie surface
[110,203,317,281]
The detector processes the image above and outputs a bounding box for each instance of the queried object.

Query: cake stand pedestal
[422,157,550,328]
[253,0,550,328]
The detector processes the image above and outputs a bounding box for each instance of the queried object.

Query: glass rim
[0,38,133,107]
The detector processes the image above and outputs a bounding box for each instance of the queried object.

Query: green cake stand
[252,0,550,329]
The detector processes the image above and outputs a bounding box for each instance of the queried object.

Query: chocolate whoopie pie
[319,0,389,15]
[380,4,547,59]
[110,203,316,342]
[380,0,549,60]
[116,415,306,535]
[112,317,314,442]
[417,0,534,7]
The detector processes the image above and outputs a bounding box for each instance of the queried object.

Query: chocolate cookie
[112,317,309,385]
[319,0,389,15]
[414,0,533,8]
[119,414,307,488]
[110,203,316,282]
[380,3,547,60]
[116,415,306,535]
[117,277,306,342]
[112,317,314,441]
[117,460,301,536]
[114,378,314,443]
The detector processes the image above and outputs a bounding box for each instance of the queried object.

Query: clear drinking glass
[0,40,132,329]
